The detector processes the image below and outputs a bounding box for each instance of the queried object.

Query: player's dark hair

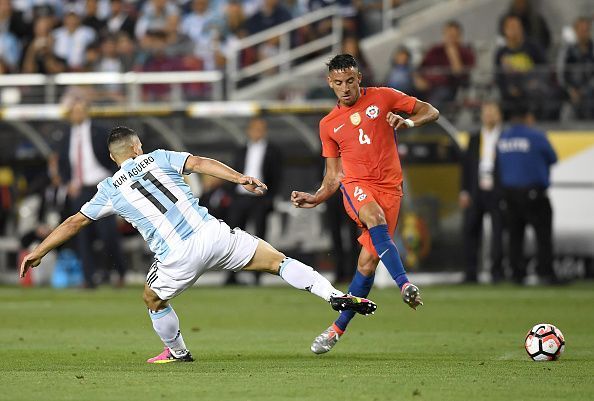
[107,126,137,148]
[327,54,358,73]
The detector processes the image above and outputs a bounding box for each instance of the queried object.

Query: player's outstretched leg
[243,239,377,316]
[143,285,194,363]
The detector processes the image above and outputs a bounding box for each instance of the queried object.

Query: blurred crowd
[380,0,594,121]
[0,0,591,118]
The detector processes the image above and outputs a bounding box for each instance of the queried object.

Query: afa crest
[366,105,379,119]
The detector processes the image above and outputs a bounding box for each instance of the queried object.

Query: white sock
[148,305,189,358]
[278,258,344,302]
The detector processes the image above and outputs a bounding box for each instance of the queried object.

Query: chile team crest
[366,105,379,119]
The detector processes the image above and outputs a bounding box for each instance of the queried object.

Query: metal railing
[0,71,224,104]
[225,6,343,100]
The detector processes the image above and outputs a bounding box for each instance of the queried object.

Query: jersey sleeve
[320,121,340,158]
[383,87,417,114]
[155,149,192,175]
[80,182,115,220]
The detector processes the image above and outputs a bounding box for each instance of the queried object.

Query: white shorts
[146,218,259,300]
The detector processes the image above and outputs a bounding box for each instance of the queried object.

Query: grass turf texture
[1,283,593,401]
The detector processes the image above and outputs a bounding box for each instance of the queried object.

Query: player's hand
[291,191,318,208]
[238,175,267,195]
[19,252,42,278]
[386,112,410,130]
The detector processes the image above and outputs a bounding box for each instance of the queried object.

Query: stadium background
[0,0,593,286]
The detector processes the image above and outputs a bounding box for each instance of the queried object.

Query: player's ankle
[332,323,345,336]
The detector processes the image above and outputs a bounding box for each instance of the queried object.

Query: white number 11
[358,128,371,145]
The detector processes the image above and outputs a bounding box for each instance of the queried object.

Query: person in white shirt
[225,117,282,285]
[459,101,505,283]
[52,8,96,69]
[52,99,126,287]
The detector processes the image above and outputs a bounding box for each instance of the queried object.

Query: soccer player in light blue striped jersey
[20,126,377,363]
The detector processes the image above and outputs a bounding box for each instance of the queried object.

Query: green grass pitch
[1,283,593,401]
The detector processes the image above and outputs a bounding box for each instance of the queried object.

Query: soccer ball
[524,323,565,361]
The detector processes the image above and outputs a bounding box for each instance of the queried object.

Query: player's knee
[366,213,387,228]
[358,257,379,276]
[143,288,166,311]
[360,205,387,228]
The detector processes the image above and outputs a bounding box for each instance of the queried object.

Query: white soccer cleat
[311,324,342,354]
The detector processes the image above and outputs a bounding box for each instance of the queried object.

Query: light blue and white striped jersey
[81,149,212,261]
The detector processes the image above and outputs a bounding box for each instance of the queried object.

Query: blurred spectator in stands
[82,0,107,35]
[285,0,307,18]
[52,7,97,70]
[181,0,219,70]
[496,106,559,285]
[416,20,475,113]
[51,98,126,288]
[138,29,183,100]
[561,16,594,120]
[0,0,31,38]
[93,34,126,102]
[213,0,248,70]
[164,13,193,57]
[495,15,557,120]
[308,0,359,36]
[225,117,283,285]
[0,26,21,72]
[21,15,66,74]
[135,0,179,44]
[244,0,291,35]
[499,0,551,53]
[242,0,291,76]
[182,0,217,45]
[115,31,136,71]
[82,41,102,70]
[386,46,418,94]
[460,101,505,284]
[106,0,136,38]
[12,0,62,24]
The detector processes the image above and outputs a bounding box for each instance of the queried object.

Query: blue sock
[334,271,375,332]
[369,224,409,289]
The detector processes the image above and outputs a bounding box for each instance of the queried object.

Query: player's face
[328,67,362,107]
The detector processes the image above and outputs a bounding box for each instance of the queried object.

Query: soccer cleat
[311,324,341,354]
[329,294,377,315]
[146,347,194,364]
[401,282,423,310]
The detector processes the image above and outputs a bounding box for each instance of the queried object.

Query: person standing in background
[496,106,559,285]
[460,102,505,283]
[51,98,126,288]
[225,117,283,285]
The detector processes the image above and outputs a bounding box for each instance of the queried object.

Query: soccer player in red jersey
[291,54,439,354]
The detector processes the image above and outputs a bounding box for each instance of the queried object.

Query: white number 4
[358,128,371,145]
[354,186,367,201]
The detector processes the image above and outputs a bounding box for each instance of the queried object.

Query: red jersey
[320,87,417,193]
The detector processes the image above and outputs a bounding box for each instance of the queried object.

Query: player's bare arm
[291,157,343,208]
[19,212,92,278]
[387,99,440,130]
[183,155,267,195]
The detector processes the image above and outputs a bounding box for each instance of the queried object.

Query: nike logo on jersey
[379,249,389,258]
[334,124,345,133]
